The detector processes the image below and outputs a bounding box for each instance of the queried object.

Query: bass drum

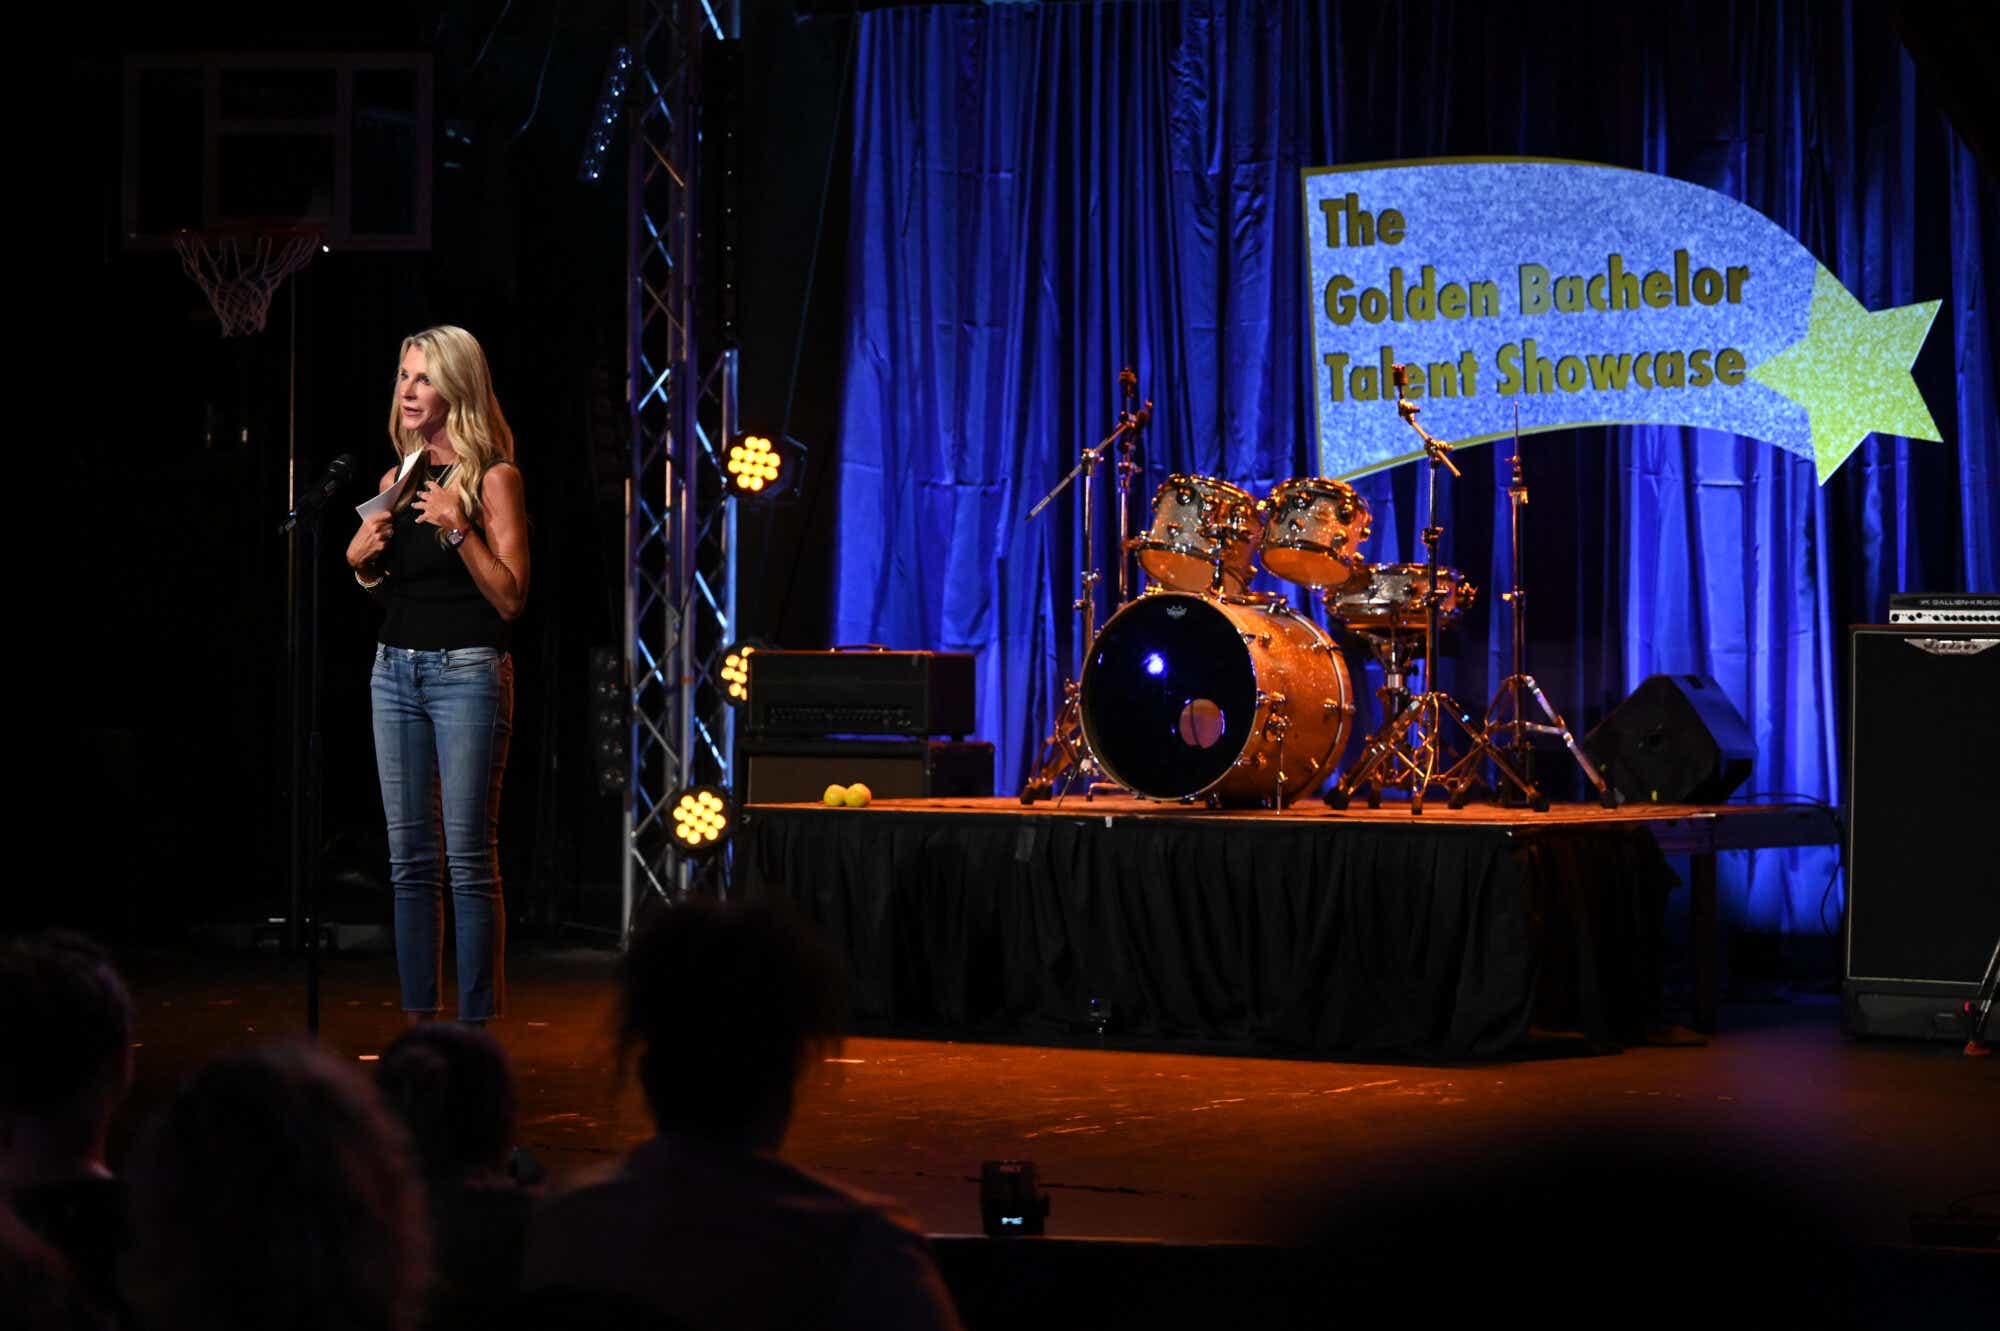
[1079,592,1353,804]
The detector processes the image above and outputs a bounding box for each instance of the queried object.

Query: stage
[738,797,1840,1056]
[101,945,1998,1326]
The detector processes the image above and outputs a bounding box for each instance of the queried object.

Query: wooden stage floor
[106,944,1994,1249]
[744,793,1833,836]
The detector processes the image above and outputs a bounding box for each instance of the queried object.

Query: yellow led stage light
[668,785,736,855]
[725,432,806,500]
[720,640,768,706]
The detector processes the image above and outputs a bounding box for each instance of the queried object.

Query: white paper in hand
[355,451,426,520]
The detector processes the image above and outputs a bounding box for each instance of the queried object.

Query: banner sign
[1303,158,1941,483]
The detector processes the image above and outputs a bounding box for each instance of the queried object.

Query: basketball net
[173,227,320,337]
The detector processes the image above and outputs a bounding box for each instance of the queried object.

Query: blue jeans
[370,644,513,1020]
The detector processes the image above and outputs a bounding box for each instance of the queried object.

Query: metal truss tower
[624,0,740,930]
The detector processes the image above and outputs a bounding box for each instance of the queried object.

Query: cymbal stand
[1113,366,1140,605]
[1326,366,1542,814]
[1482,414,1617,808]
[1963,932,1999,1056]
[1021,378,1147,803]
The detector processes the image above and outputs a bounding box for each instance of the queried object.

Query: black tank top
[377,464,510,651]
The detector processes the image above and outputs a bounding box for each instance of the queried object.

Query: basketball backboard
[122,52,434,252]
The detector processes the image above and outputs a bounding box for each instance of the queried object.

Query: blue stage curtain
[832,0,1997,933]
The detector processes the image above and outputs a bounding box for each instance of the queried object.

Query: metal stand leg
[1020,372,1150,804]
[1323,389,1543,815]
[1963,933,2000,1056]
[1691,851,1719,1034]
[1021,684,1088,804]
[1484,673,1615,809]
[1474,431,1611,811]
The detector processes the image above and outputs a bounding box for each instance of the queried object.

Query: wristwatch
[445,525,468,549]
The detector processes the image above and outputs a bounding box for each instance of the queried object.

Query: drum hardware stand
[1020,683,1090,804]
[1963,932,2000,1056]
[1266,710,1290,810]
[1112,365,1152,607]
[1326,366,1542,814]
[1482,412,1617,809]
[1021,374,1150,803]
[1354,626,1419,725]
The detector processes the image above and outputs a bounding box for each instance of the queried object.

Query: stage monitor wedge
[1844,625,2000,1040]
[1580,674,1754,804]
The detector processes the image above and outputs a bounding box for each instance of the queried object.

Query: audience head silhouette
[123,1041,429,1331]
[618,900,847,1150]
[0,931,133,1184]
[377,1022,517,1183]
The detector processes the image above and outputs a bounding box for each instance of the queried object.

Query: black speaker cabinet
[746,650,976,738]
[1580,673,1755,804]
[1844,626,2000,1040]
[737,738,995,804]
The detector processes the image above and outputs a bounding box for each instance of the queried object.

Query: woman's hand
[413,482,465,534]
[347,512,394,570]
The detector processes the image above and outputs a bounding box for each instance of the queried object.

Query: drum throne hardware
[1360,626,1420,721]
[1328,564,1474,731]
[1325,365,1543,814]
[1021,369,1152,803]
[1482,414,1617,808]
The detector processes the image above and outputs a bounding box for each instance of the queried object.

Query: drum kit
[1021,367,1615,814]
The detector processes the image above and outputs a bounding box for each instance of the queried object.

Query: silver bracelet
[355,567,386,590]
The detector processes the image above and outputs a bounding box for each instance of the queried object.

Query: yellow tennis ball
[843,782,872,807]
[823,783,847,807]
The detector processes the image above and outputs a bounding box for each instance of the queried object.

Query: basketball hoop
[173,225,321,337]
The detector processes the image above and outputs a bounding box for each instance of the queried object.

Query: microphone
[281,454,357,533]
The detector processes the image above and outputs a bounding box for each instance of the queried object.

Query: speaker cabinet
[746,650,977,738]
[737,738,994,805]
[1844,626,2000,1039]
[1580,674,1755,804]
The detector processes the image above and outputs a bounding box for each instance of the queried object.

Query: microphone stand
[1021,371,1148,803]
[1112,366,1150,608]
[1481,407,1617,808]
[278,452,351,1035]
[1326,366,1542,814]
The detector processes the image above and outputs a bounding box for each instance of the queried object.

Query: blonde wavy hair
[387,325,516,544]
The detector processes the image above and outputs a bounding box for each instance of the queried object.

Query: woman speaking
[345,326,528,1025]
